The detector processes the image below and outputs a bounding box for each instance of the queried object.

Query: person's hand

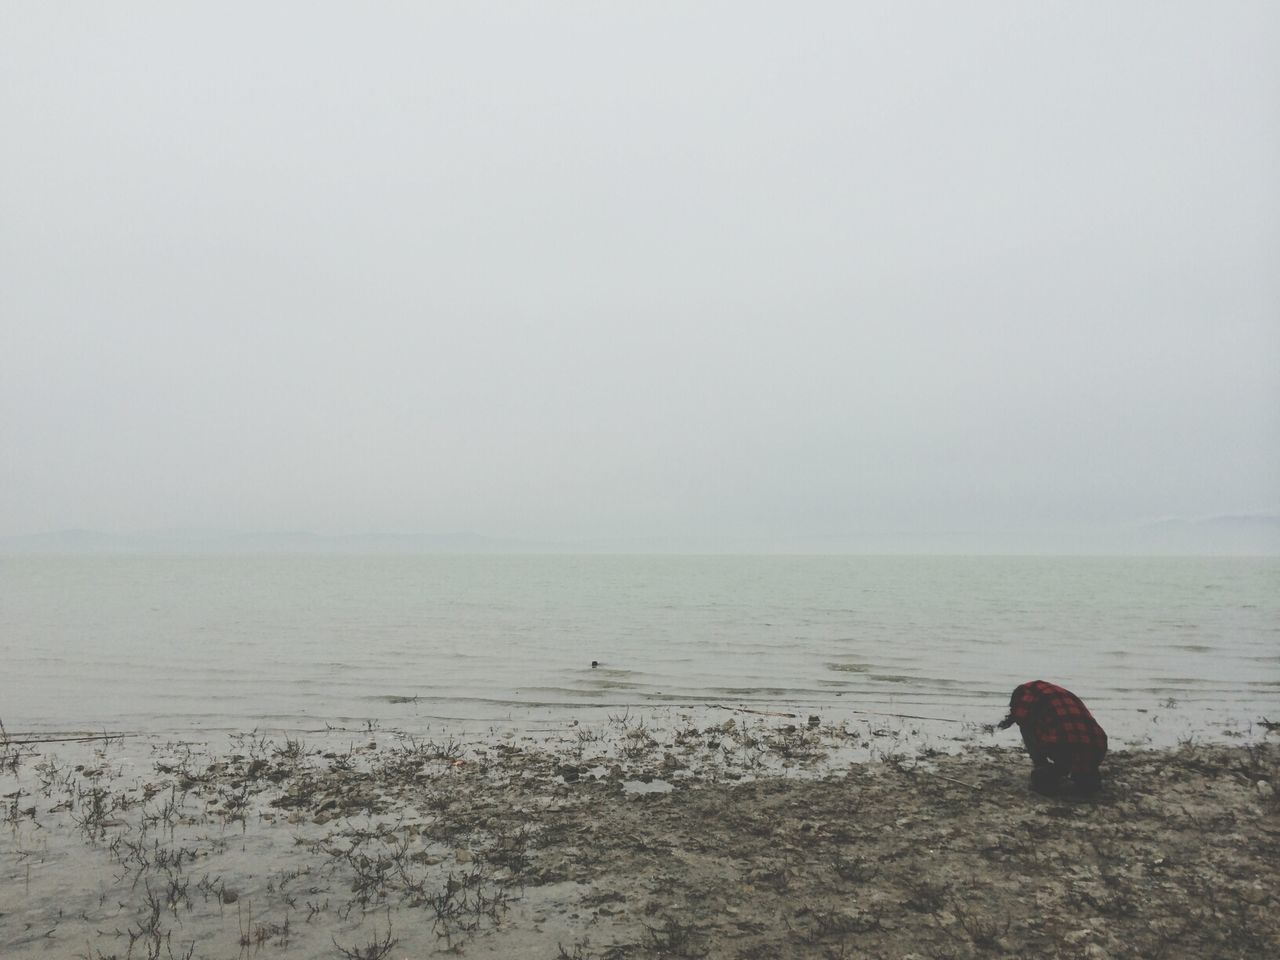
[996,716,1015,730]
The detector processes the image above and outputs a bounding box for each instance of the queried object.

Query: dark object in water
[998,680,1107,798]
[591,660,599,668]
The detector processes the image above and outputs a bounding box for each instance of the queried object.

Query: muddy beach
[2,713,1277,960]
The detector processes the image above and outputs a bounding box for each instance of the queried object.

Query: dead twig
[923,771,981,790]
[3,733,137,746]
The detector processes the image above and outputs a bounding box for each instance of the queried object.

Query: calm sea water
[2,555,1277,743]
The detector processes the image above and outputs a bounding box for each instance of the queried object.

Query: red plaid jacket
[1004,680,1107,774]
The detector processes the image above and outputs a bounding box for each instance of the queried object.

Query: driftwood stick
[731,706,798,718]
[923,770,982,790]
[709,703,973,725]
[2,733,137,746]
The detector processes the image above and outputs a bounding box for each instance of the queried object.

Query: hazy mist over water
[2,3,1278,550]
[3,555,1276,743]
[2,9,1277,747]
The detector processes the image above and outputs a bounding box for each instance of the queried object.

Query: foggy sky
[2,2,1278,547]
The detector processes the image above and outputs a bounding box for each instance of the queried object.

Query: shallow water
[2,554,1277,743]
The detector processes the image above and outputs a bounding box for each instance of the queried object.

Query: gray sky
[2,2,1277,547]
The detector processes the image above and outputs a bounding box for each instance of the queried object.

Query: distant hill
[0,529,512,555]
[1,516,1276,556]
[1128,513,1280,555]
[0,529,139,553]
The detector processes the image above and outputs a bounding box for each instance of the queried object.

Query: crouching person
[998,681,1107,797]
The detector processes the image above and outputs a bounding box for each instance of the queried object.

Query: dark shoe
[1030,767,1064,796]
[1071,772,1102,797]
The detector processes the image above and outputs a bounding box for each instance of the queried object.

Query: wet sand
[2,714,1277,959]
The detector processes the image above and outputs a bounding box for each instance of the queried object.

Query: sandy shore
[2,713,1277,959]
